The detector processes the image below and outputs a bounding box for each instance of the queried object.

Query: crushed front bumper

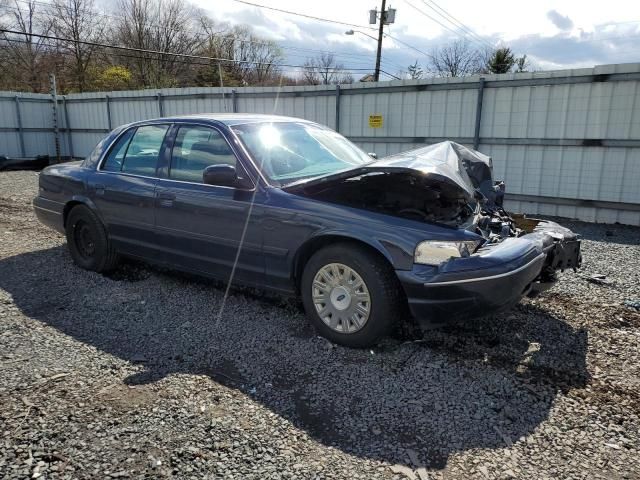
[397,222,581,321]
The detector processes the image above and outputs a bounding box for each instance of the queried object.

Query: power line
[1,37,383,78]
[4,0,408,77]
[3,1,406,76]
[4,0,380,63]
[379,69,401,80]
[384,32,431,58]
[418,0,494,49]
[402,0,490,50]
[225,0,434,62]
[0,29,377,71]
[227,0,377,31]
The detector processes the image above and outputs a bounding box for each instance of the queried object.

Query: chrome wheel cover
[312,263,371,333]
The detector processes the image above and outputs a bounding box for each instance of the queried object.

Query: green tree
[94,65,133,91]
[486,47,516,74]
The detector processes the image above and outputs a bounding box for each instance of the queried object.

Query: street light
[344,29,378,42]
[344,29,380,81]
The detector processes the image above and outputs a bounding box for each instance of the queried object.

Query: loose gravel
[0,170,639,479]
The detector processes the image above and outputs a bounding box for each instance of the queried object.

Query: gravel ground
[0,170,639,480]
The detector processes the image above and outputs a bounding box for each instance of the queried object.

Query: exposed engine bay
[299,171,475,227]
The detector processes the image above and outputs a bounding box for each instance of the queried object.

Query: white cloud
[195,0,640,76]
[547,10,574,31]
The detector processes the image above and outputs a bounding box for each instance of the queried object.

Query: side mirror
[203,164,237,186]
[368,152,378,159]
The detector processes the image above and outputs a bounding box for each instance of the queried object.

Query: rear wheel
[300,243,403,348]
[65,205,119,272]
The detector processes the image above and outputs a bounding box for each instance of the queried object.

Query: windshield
[231,121,373,186]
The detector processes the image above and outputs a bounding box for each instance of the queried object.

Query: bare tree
[115,0,202,87]
[428,40,483,78]
[0,0,54,91]
[515,54,530,73]
[302,53,352,85]
[407,61,423,79]
[49,0,106,91]
[229,25,283,85]
[0,0,298,91]
[191,16,236,86]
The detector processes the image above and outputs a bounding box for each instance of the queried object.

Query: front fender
[302,227,414,271]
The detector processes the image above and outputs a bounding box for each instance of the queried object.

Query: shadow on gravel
[0,247,590,470]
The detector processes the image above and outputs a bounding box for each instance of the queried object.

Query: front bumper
[398,223,581,321]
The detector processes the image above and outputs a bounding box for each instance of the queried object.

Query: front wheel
[300,243,403,348]
[65,205,119,273]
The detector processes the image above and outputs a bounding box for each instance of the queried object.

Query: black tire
[300,242,404,348]
[65,205,119,273]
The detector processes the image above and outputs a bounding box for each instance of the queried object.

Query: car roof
[128,113,316,128]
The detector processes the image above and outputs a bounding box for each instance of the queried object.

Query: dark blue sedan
[34,114,581,347]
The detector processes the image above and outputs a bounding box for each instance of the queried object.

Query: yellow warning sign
[368,114,383,128]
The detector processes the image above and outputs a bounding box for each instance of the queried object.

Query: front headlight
[414,240,480,265]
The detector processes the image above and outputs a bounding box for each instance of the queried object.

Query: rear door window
[101,125,169,176]
[121,125,169,176]
[102,128,136,172]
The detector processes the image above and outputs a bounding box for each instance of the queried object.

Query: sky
[193,0,640,79]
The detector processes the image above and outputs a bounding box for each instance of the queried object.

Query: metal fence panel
[1,63,639,225]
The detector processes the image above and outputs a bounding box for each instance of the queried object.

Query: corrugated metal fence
[1,63,640,225]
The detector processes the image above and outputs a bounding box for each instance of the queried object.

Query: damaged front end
[285,141,581,300]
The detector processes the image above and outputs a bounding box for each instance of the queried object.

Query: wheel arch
[292,233,398,293]
[63,196,101,228]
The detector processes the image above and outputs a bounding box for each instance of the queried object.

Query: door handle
[157,191,175,207]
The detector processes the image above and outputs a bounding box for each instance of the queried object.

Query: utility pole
[49,73,61,164]
[374,0,386,82]
[369,2,396,82]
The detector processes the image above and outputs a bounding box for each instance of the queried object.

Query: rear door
[154,123,264,285]
[90,123,170,258]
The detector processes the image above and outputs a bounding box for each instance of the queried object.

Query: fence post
[157,93,164,116]
[231,89,238,113]
[335,84,341,133]
[49,73,61,163]
[105,95,112,130]
[14,96,26,157]
[63,96,74,159]
[473,77,485,150]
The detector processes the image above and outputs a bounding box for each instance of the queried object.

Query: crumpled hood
[373,141,495,199]
[284,141,495,203]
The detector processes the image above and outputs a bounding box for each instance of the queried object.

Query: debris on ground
[624,299,640,310]
[584,273,612,286]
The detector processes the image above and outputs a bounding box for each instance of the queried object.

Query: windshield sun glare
[232,121,373,186]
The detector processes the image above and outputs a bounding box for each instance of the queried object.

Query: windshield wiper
[281,159,378,189]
